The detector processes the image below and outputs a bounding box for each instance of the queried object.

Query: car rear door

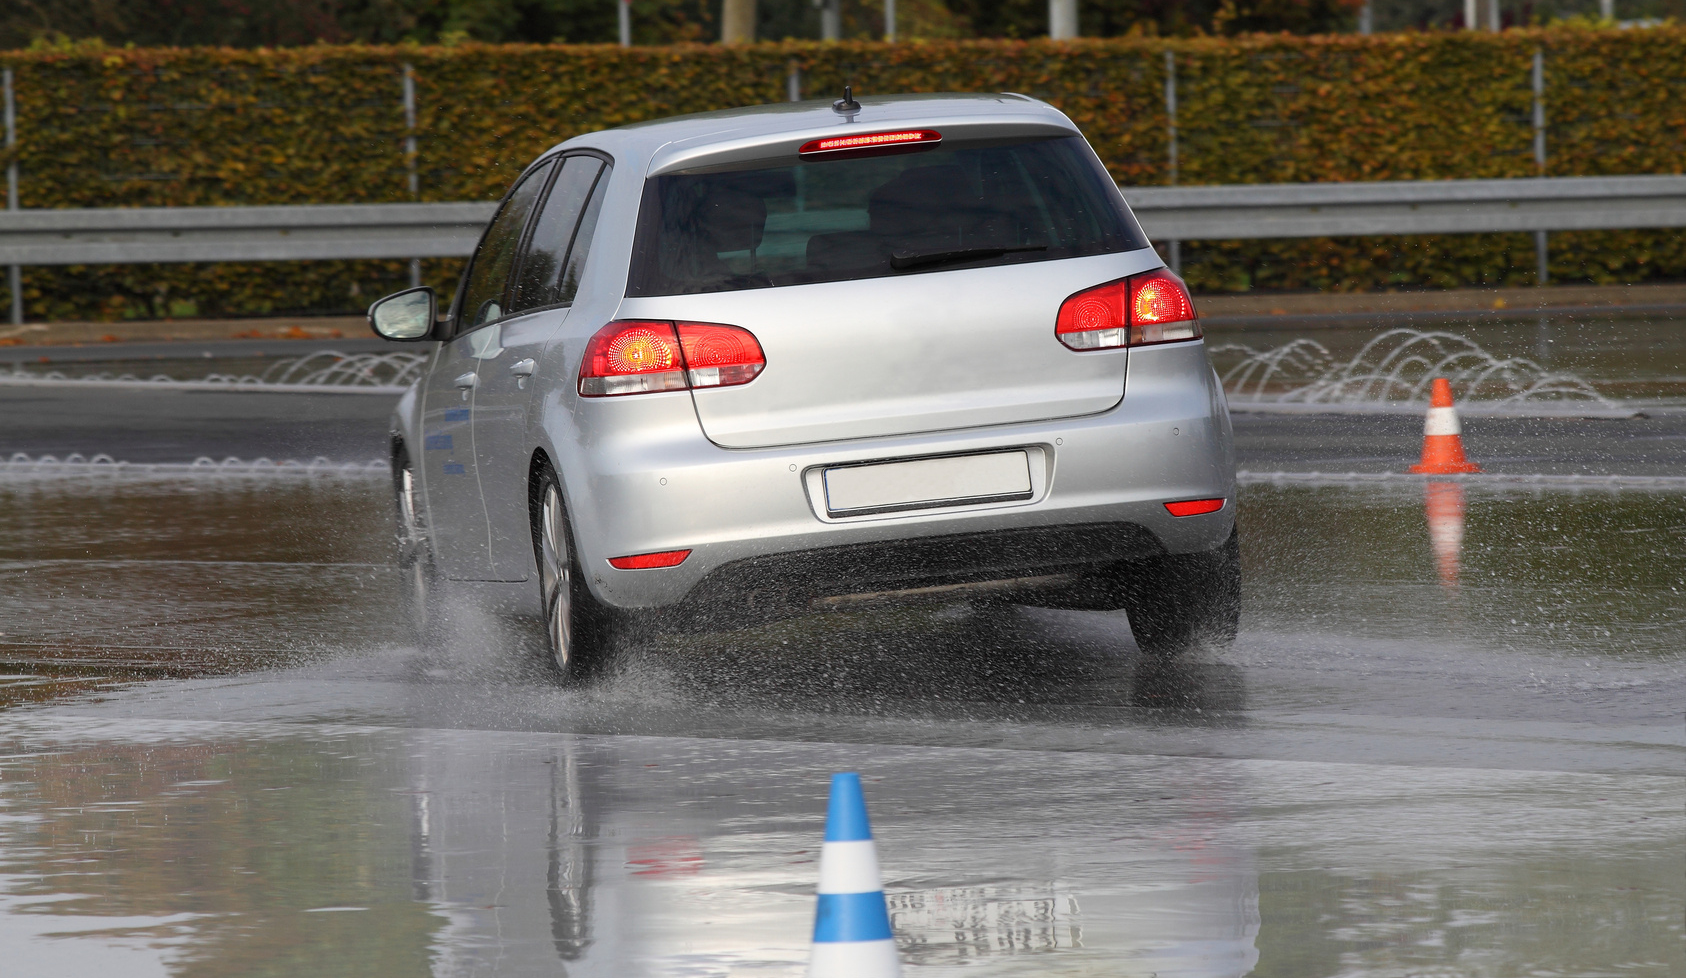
[629,256,1142,448]
[616,134,1155,449]
[419,158,553,580]
[471,154,611,581]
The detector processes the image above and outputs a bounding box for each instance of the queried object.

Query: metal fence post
[820,0,841,41]
[722,0,755,42]
[787,60,801,102]
[1049,0,1078,39]
[1359,1,1373,35]
[4,66,19,326]
[618,0,632,47]
[1164,49,1181,275]
[885,0,896,41]
[403,63,422,290]
[1532,47,1548,286]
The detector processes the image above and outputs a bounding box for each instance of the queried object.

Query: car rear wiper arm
[889,244,1048,271]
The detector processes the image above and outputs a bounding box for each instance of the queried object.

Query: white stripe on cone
[817,840,882,894]
[1423,406,1461,436]
[811,940,902,975]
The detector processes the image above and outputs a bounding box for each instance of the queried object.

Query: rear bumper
[559,340,1234,611]
[663,521,1165,631]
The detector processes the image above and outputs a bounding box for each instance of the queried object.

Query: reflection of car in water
[370,92,1239,681]
[402,733,1259,976]
[409,737,599,972]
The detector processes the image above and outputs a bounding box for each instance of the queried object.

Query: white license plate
[823,451,1033,516]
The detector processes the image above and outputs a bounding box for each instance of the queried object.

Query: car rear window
[626,134,1150,297]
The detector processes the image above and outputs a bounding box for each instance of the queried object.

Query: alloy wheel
[540,483,573,671]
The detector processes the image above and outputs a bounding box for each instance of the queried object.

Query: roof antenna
[832,85,860,117]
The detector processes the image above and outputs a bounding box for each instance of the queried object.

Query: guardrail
[0,175,1679,266]
[1120,175,1686,240]
[0,201,496,265]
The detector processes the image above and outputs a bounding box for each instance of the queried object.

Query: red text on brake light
[798,129,942,157]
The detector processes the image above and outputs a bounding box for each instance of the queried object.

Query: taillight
[1129,270,1199,344]
[1054,280,1127,350]
[579,321,764,397]
[677,322,766,389]
[1055,268,1201,351]
[579,320,685,396]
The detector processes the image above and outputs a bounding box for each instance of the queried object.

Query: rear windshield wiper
[889,244,1048,271]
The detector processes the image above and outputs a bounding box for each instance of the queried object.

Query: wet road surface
[1,325,1681,976]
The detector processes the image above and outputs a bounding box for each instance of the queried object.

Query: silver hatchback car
[370,91,1238,680]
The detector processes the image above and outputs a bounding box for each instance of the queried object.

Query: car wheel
[532,464,620,682]
[1115,527,1241,660]
[392,445,436,642]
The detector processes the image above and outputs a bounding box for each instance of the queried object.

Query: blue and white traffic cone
[808,772,901,978]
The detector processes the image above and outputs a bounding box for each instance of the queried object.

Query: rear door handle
[454,372,477,389]
[510,359,536,377]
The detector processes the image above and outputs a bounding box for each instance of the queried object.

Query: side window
[557,166,611,306]
[458,159,555,330]
[511,156,603,314]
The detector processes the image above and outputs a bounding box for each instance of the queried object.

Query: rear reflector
[798,129,941,158]
[607,549,692,570]
[580,321,764,397]
[1056,268,1201,351]
[1164,498,1225,517]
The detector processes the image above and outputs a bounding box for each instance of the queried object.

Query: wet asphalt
[0,334,1681,976]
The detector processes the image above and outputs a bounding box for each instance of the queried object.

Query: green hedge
[4,27,1682,321]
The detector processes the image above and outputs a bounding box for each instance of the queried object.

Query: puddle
[0,473,402,667]
[0,722,1676,978]
[1238,480,1686,661]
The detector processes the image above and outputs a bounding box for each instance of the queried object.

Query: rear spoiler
[647,115,1079,178]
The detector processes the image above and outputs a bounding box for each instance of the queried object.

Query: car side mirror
[368,287,438,341]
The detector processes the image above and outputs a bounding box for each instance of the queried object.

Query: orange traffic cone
[1408,378,1481,474]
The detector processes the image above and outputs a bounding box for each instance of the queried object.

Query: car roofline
[646,115,1080,177]
[541,92,1079,176]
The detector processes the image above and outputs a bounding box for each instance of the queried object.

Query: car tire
[393,445,438,644]
[531,462,622,683]
[1114,527,1241,660]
